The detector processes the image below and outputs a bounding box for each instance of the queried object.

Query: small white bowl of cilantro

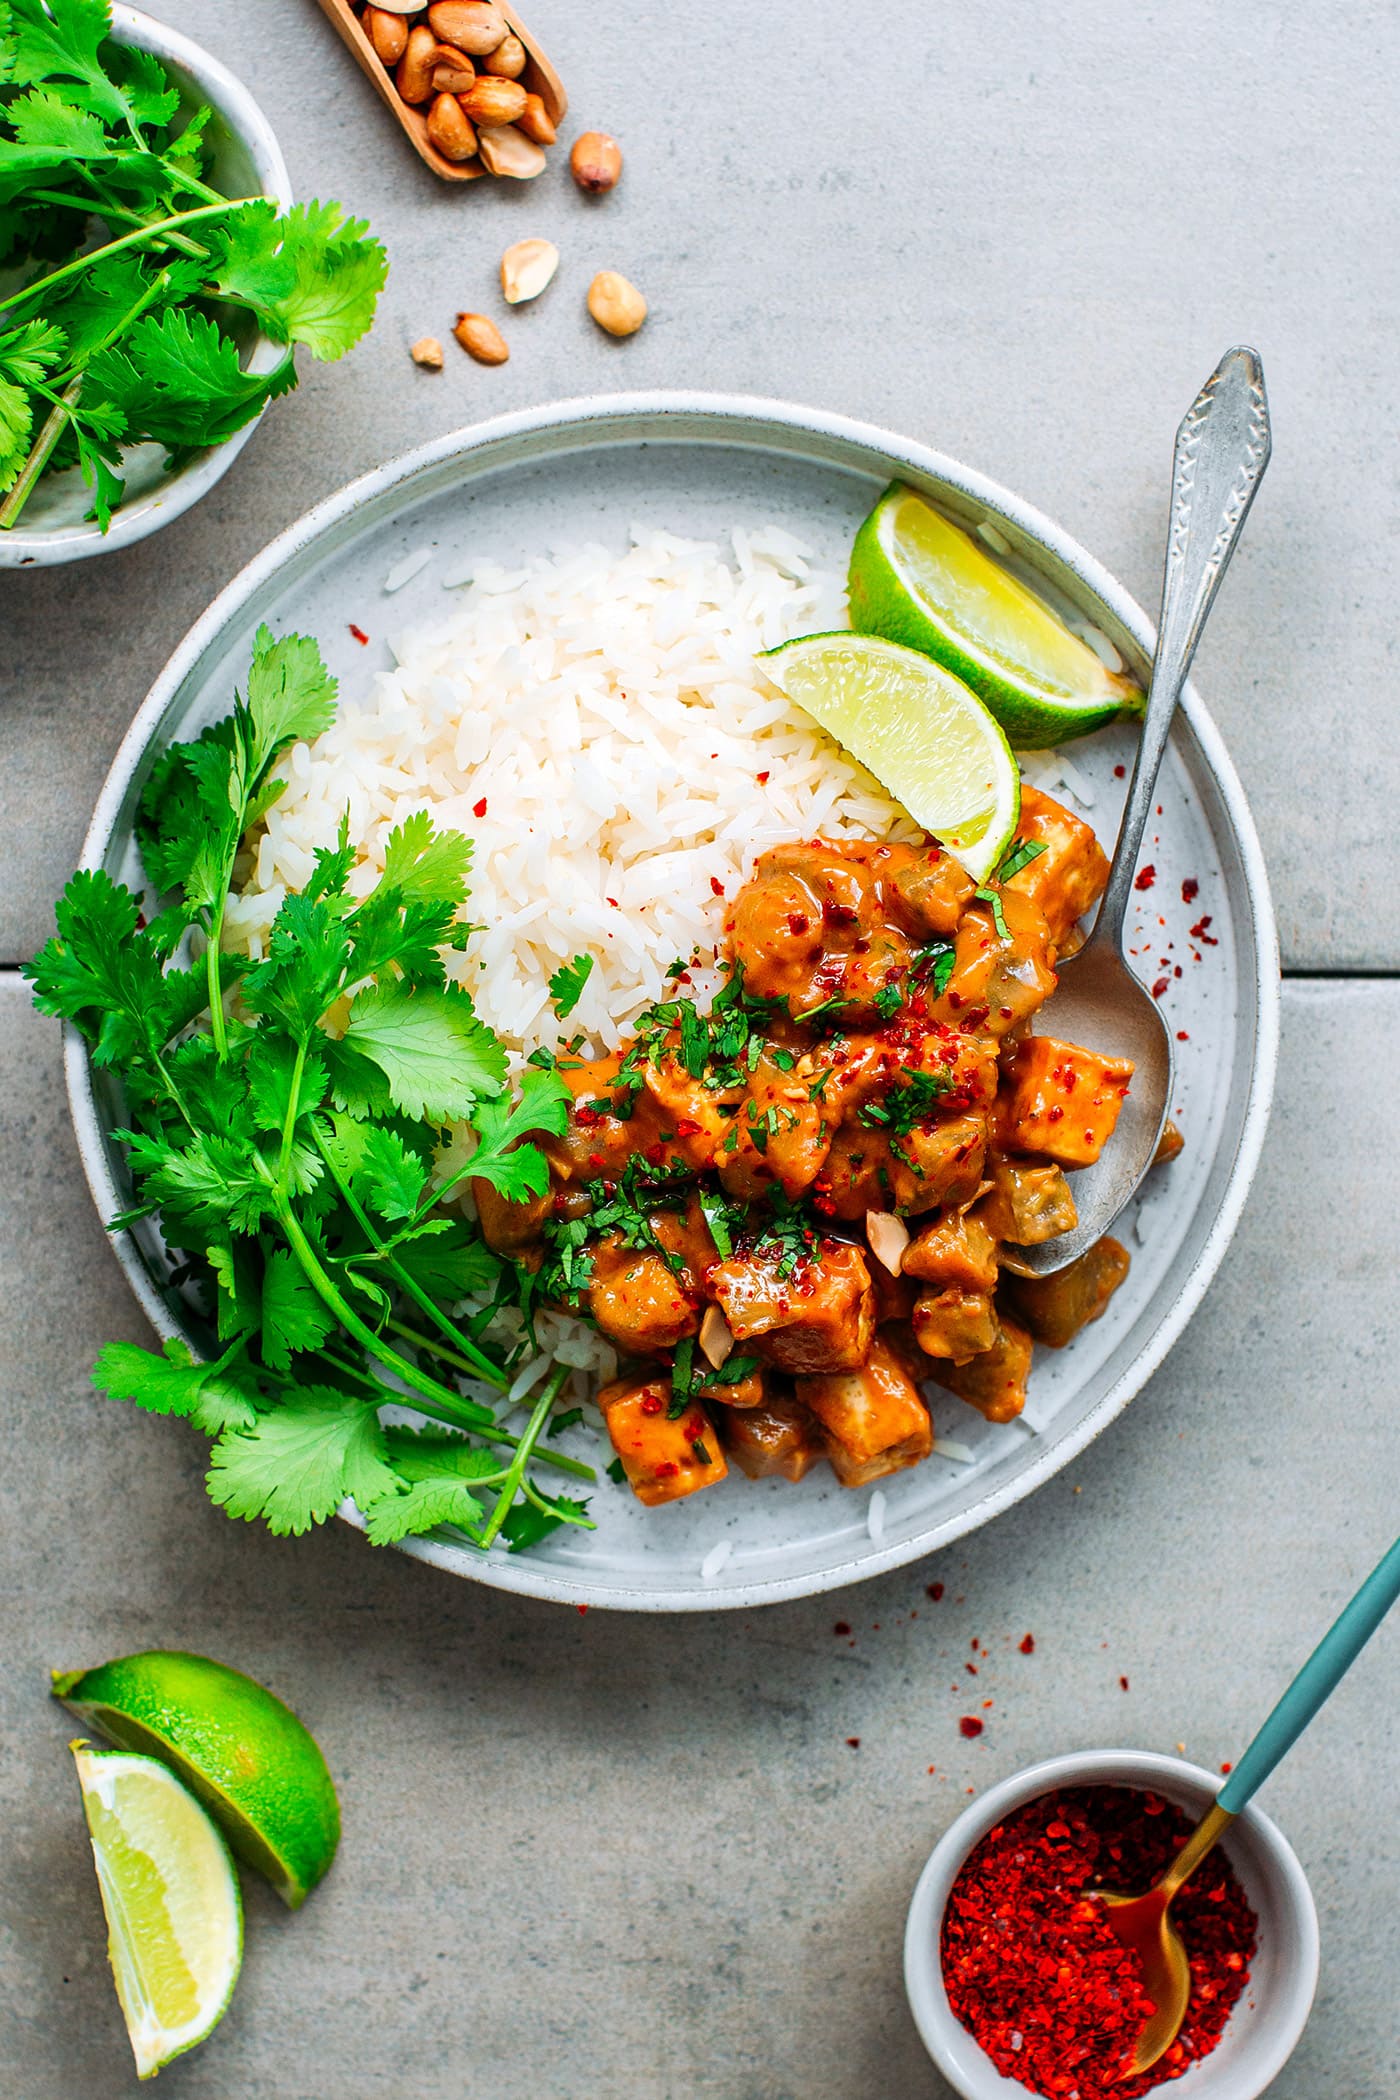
[0,2,386,566]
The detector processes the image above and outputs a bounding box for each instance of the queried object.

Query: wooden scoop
[313,0,567,183]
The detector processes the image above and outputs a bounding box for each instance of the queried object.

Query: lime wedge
[54,1650,339,1910]
[762,631,1019,881]
[848,483,1143,748]
[71,1740,242,2080]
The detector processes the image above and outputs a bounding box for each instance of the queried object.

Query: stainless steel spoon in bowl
[1019,347,1272,1277]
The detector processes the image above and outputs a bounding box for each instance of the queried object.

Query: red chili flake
[941,1785,1256,2100]
[654,1461,679,1479]
[467,797,487,820]
[1189,914,1219,946]
[833,1621,851,1636]
[786,912,811,936]
[1177,1030,1189,1042]
[1134,864,1156,892]
[1119,1675,1130,1691]
[644,1143,666,1166]
[1182,877,1200,903]
[965,1662,978,1676]
[1151,977,1169,998]
[928,1582,945,1601]
[825,901,859,928]
[639,1393,664,1416]
[587,1151,607,1171]
[574,1104,601,1128]
[1113,763,1126,778]
[970,1638,980,1651]
[576,1603,589,1615]
[845,1737,861,1749]
[1020,1633,1035,1654]
[756,770,770,784]
[675,1118,702,1138]
[958,1716,984,1739]
[348,623,369,644]
[1220,1761,1233,1774]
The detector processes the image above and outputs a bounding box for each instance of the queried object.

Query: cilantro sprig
[0,0,385,530]
[26,630,592,1554]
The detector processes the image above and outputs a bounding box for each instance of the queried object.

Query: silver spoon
[1019,347,1271,1277]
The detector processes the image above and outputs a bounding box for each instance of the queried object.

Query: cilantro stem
[0,380,79,530]
[310,1124,511,1391]
[317,1344,594,1482]
[204,909,230,1060]
[270,1189,497,1430]
[0,199,254,321]
[477,1365,571,1549]
[382,1314,497,1385]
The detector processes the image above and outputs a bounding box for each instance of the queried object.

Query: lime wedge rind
[72,1741,243,2081]
[762,630,1019,882]
[848,484,1143,750]
[54,1650,340,1910]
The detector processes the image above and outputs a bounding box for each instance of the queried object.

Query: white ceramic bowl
[0,4,291,569]
[904,1749,1318,2100]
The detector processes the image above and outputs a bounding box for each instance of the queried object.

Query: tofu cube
[1005,785,1111,946]
[599,1377,728,1506]
[996,1036,1134,1167]
[588,1238,698,1356]
[797,1336,933,1487]
[904,1209,999,1293]
[710,1241,875,1375]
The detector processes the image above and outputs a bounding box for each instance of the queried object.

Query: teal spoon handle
[1218,1532,1400,1814]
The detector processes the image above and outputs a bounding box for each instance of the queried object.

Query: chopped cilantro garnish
[548,952,595,1018]
[974,886,1010,940]
[993,837,1048,884]
[606,1456,627,1484]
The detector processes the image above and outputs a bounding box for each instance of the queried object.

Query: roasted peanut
[516,91,556,145]
[426,1,506,53]
[363,5,409,64]
[410,336,445,369]
[475,122,546,177]
[426,91,478,160]
[570,130,622,193]
[500,236,559,303]
[395,22,438,102]
[453,312,509,364]
[483,30,525,76]
[428,44,475,91]
[587,269,645,336]
[364,0,427,10]
[460,74,527,125]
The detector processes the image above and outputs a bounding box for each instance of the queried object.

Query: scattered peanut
[699,1305,735,1370]
[587,269,646,337]
[570,130,622,194]
[453,311,509,364]
[500,236,559,304]
[428,45,475,92]
[483,31,526,77]
[460,74,527,125]
[475,122,546,178]
[426,91,478,160]
[363,5,408,64]
[426,0,507,53]
[395,21,438,102]
[516,91,556,145]
[410,335,445,369]
[864,1210,910,1277]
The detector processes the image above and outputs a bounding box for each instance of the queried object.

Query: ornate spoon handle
[1093,346,1272,952]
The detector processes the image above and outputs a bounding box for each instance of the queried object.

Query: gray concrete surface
[2,979,1398,2100]
[3,0,1400,967]
[2,2,1399,2094]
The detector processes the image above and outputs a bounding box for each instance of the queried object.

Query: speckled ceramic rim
[63,393,1280,1610]
[0,4,292,569]
[903,1749,1320,2099]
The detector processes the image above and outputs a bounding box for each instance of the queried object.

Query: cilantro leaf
[548,952,594,1019]
[363,1477,486,1545]
[502,1490,592,1552]
[207,1388,398,1536]
[379,1217,500,1301]
[244,624,338,765]
[376,810,473,906]
[92,1337,205,1417]
[460,1066,571,1201]
[993,837,1048,884]
[0,315,65,384]
[87,306,292,450]
[382,1428,503,1483]
[260,200,388,359]
[259,1247,336,1371]
[354,1124,429,1222]
[342,981,506,1122]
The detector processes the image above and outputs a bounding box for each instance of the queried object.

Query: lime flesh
[71,1741,242,2080]
[848,483,1142,748]
[54,1650,339,1909]
[762,631,1019,881]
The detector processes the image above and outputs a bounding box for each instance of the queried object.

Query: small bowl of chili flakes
[904,1748,1318,2100]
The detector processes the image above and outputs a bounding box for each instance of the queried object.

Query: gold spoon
[1098,1528,1400,2079]
[313,0,567,184]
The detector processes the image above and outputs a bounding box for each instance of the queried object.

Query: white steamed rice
[225,524,918,1061]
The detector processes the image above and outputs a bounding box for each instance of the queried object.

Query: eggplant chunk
[717,1394,824,1482]
[976,1155,1077,1245]
[599,1377,728,1506]
[1005,1235,1130,1347]
[927,1316,1033,1424]
[797,1335,933,1487]
[911,1286,999,1364]
[710,1240,875,1375]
